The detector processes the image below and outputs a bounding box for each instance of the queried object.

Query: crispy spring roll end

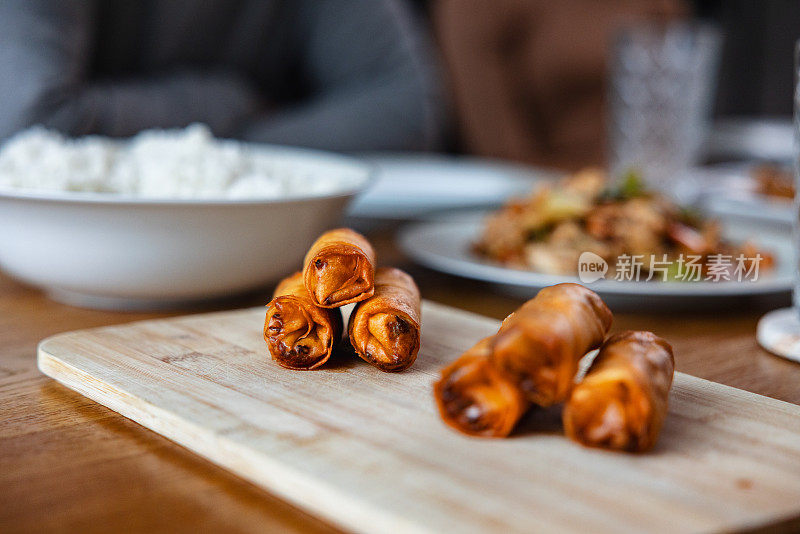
[303,229,376,308]
[264,272,343,370]
[353,312,419,371]
[348,267,421,372]
[264,299,333,370]
[309,252,373,306]
[434,340,528,438]
[563,374,656,451]
[563,331,674,452]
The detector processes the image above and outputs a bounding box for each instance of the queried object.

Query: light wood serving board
[38,301,800,534]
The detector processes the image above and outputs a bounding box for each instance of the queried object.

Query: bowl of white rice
[0,124,372,309]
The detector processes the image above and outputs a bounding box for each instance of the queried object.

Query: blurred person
[433,0,685,169]
[0,0,445,152]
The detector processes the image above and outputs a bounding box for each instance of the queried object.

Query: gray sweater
[0,0,445,151]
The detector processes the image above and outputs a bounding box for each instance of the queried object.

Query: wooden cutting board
[38,301,800,534]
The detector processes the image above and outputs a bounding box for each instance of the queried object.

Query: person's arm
[240,0,445,152]
[434,0,546,163]
[435,0,687,167]
[0,0,261,139]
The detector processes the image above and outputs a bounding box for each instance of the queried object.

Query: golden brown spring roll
[563,331,674,452]
[434,337,530,437]
[302,228,376,308]
[348,267,421,371]
[264,272,343,370]
[491,283,612,406]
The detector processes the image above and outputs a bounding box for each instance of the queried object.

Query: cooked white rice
[0,124,363,199]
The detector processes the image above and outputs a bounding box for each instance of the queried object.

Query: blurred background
[0,0,798,309]
[2,0,797,167]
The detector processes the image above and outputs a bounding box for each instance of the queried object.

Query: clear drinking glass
[608,23,722,190]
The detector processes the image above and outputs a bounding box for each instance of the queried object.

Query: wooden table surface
[2,229,800,533]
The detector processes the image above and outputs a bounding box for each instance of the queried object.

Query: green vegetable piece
[617,169,645,198]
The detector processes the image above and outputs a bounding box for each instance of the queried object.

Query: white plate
[705,117,794,163]
[399,210,793,309]
[348,153,561,219]
[675,163,793,227]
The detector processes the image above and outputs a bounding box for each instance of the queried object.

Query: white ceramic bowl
[0,146,372,309]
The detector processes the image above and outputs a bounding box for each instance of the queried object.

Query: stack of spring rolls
[434,283,675,452]
[264,228,421,372]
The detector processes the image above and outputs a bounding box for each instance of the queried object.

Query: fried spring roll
[264,272,343,370]
[563,331,674,452]
[303,228,376,308]
[434,338,529,437]
[491,283,612,406]
[348,267,421,371]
